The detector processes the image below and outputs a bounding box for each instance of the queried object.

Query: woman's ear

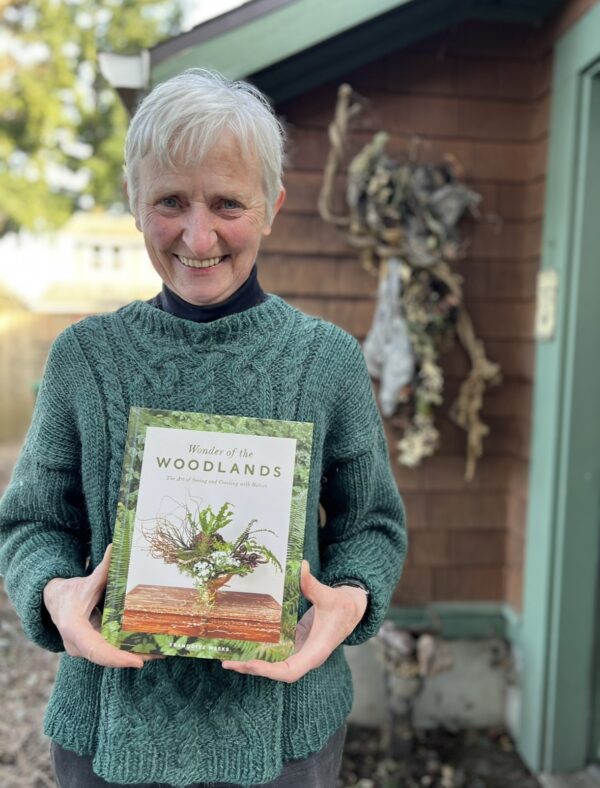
[262,188,286,237]
[273,187,286,217]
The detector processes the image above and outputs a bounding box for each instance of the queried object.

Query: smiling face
[134,134,285,306]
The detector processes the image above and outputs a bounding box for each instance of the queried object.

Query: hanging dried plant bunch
[346,131,481,270]
[318,84,501,480]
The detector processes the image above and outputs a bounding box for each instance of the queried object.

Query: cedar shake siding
[260,0,599,610]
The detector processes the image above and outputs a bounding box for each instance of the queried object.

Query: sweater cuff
[330,578,369,595]
[3,543,85,652]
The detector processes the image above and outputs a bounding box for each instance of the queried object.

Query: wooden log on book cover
[122,584,282,643]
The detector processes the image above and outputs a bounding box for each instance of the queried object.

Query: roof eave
[103,0,566,110]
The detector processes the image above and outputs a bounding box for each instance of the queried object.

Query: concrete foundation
[539,770,600,788]
[345,640,388,727]
[344,631,599,786]
[345,636,509,730]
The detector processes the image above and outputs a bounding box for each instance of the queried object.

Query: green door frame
[519,2,600,773]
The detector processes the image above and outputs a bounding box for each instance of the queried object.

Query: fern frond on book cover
[101,407,313,662]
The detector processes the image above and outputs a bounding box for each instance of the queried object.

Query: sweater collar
[148,264,266,323]
[118,293,292,347]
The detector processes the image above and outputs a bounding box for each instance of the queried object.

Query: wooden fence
[0,310,81,444]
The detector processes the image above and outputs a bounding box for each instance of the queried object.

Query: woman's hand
[43,545,150,669]
[221,560,368,682]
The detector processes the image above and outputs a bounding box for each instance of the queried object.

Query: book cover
[101,407,313,662]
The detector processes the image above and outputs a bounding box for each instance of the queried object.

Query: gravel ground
[0,579,59,788]
[338,725,541,787]
[0,444,60,787]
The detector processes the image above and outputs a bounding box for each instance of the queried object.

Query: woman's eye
[160,196,179,209]
[222,198,241,210]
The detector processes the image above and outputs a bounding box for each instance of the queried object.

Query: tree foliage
[0,0,182,235]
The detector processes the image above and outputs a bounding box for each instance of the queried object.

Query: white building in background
[0,211,161,313]
[181,0,250,28]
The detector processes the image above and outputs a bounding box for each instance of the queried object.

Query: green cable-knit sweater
[0,296,406,787]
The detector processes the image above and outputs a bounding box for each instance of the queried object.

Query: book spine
[102,406,143,633]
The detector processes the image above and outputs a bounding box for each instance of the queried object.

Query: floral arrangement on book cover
[143,500,283,608]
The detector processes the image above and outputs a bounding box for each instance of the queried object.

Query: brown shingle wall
[264,1,598,610]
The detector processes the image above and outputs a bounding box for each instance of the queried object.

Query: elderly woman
[0,69,406,787]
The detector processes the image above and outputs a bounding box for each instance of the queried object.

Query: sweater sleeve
[0,328,89,651]
[318,332,407,646]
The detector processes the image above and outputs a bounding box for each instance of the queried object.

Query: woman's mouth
[176,254,226,269]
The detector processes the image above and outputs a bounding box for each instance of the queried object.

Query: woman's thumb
[91,544,112,584]
[300,559,322,602]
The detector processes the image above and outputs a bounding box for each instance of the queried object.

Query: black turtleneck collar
[147,264,267,323]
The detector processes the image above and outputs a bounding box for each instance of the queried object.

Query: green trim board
[552,67,600,768]
[592,552,600,763]
[151,0,416,87]
[388,603,522,643]
[519,2,600,773]
[151,0,295,64]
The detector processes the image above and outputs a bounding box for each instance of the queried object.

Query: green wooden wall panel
[544,68,600,769]
[519,2,600,773]
[388,603,513,640]
[518,73,579,771]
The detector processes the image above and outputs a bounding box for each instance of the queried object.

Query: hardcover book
[101,407,313,662]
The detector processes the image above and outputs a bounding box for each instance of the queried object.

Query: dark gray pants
[50,724,346,788]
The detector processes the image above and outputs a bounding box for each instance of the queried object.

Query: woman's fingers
[70,627,145,668]
[221,624,332,682]
[43,544,154,668]
[222,566,367,683]
[65,615,160,668]
[62,601,152,668]
[294,606,314,652]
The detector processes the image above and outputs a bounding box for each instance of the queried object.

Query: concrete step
[540,768,600,788]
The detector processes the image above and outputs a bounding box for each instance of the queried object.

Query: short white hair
[125,68,285,221]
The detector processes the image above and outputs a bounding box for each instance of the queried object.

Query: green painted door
[581,69,600,766]
[593,563,600,764]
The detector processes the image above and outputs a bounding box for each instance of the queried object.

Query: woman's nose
[182,205,218,255]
